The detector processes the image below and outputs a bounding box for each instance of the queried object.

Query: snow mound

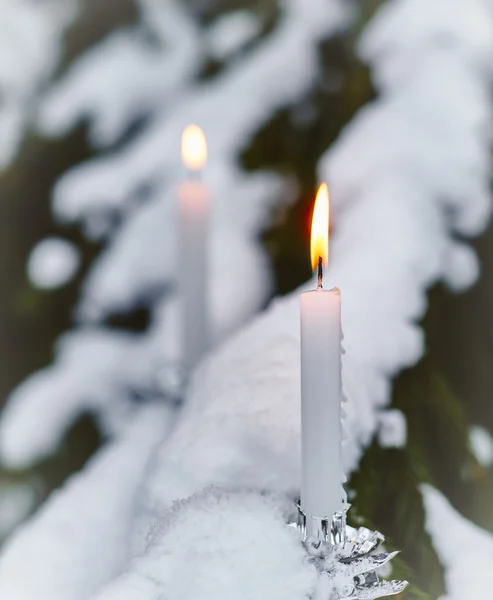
[91,490,315,600]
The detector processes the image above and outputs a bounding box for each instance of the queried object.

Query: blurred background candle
[300,183,342,529]
[179,125,210,372]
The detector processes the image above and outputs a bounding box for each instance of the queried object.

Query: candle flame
[182,125,207,170]
[310,183,329,272]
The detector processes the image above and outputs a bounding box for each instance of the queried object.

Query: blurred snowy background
[0,0,493,598]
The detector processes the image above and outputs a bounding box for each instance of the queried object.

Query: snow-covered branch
[423,485,493,600]
[0,405,173,600]
[0,0,492,598]
[0,0,77,168]
[39,0,202,147]
[0,0,348,468]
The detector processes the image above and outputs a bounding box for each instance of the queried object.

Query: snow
[207,11,261,61]
[38,0,350,380]
[443,243,480,292]
[27,237,80,290]
[121,0,493,593]
[75,172,282,324]
[91,490,315,600]
[0,405,173,600]
[0,330,160,468]
[422,485,493,600]
[0,0,492,598]
[43,0,347,228]
[0,0,77,168]
[39,0,201,148]
[469,425,493,469]
[359,0,493,94]
[0,0,349,468]
[377,410,407,449]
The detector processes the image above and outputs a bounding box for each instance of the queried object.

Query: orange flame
[182,125,207,170]
[310,183,329,271]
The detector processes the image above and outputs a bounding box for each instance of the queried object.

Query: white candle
[300,183,343,529]
[178,125,210,371]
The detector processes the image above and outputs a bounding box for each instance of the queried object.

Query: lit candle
[178,125,209,372]
[300,183,343,537]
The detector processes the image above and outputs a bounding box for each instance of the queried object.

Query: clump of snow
[359,0,493,95]
[0,0,77,168]
[377,409,407,449]
[469,425,493,469]
[422,485,493,600]
[207,11,261,61]
[0,405,173,600]
[27,237,80,290]
[92,490,316,600]
[353,2,492,241]
[443,243,480,292]
[131,324,304,548]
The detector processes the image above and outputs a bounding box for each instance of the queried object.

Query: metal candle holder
[296,503,349,545]
[292,504,409,600]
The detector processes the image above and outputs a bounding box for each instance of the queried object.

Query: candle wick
[317,256,323,289]
[186,168,202,182]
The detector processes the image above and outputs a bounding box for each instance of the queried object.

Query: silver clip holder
[296,503,349,545]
